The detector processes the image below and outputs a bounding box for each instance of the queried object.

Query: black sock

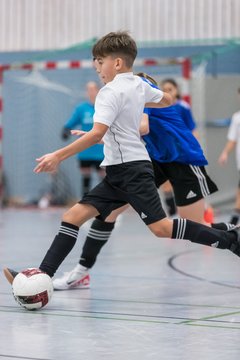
[230,216,239,225]
[39,222,79,277]
[230,210,240,225]
[79,218,115,268]
[172,218,236,249]
[211,222,237,231]
[165,193,176,216]
[82,175,91,194]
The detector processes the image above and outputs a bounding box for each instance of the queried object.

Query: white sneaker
[53,264,90,290]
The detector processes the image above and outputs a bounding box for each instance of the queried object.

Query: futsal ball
[12,268,53,311]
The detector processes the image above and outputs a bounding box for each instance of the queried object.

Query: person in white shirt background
[218,87,240,225]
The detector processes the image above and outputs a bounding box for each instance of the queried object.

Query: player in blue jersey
[142,75,214,224]
[62,81,105,195]
[162,78,215,222]
[161,78,198,138]
[52,73,234,290]
[159,78,199,215]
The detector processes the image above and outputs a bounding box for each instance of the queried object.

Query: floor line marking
[2,293,240,310]
[0,354,52,360]
[185,323,240,330]
[168,250,240,289]
[1,307,240,328]
[178,310,240,324]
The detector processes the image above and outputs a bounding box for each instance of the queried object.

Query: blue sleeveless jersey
[64,102,104,161]
[140,78,207,165]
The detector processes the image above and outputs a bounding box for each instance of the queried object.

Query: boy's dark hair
[92,31,137,68]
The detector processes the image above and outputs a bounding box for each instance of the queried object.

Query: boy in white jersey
[218,88,240,225]
[4,32,240,297]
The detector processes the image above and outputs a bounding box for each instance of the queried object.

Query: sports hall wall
[0,0,239,52]
[1,44,240,206]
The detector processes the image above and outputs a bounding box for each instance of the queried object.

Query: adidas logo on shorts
[186,190,197,199]
[141,212,147,219]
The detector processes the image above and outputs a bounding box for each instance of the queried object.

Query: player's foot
[3,268,19,285]
[52,264,90,290]
[229,226,240,256]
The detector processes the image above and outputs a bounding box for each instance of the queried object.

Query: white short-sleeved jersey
[227,110,240,170]
[93,72,163,166]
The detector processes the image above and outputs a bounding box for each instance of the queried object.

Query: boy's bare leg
[177,198,207,225]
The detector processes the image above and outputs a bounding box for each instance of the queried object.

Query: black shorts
[78,160,102,170]
[151,159,218,207]
[80,160,166,225]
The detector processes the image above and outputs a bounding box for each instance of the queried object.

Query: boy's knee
[151,227,165,238]
[148,218,173,238]
[62,208,76,224]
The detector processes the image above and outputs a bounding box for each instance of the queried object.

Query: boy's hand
[218,151,228,166]
[34,153,60,173]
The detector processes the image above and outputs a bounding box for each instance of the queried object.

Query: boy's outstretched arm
[34,122,108,173]
[145,92,173,108]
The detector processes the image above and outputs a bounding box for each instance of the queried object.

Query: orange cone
[204,206,214,224]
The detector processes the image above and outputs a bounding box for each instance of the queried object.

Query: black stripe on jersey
[110,126,124,163]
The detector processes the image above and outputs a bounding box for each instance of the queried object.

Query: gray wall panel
[0,0,239,51]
